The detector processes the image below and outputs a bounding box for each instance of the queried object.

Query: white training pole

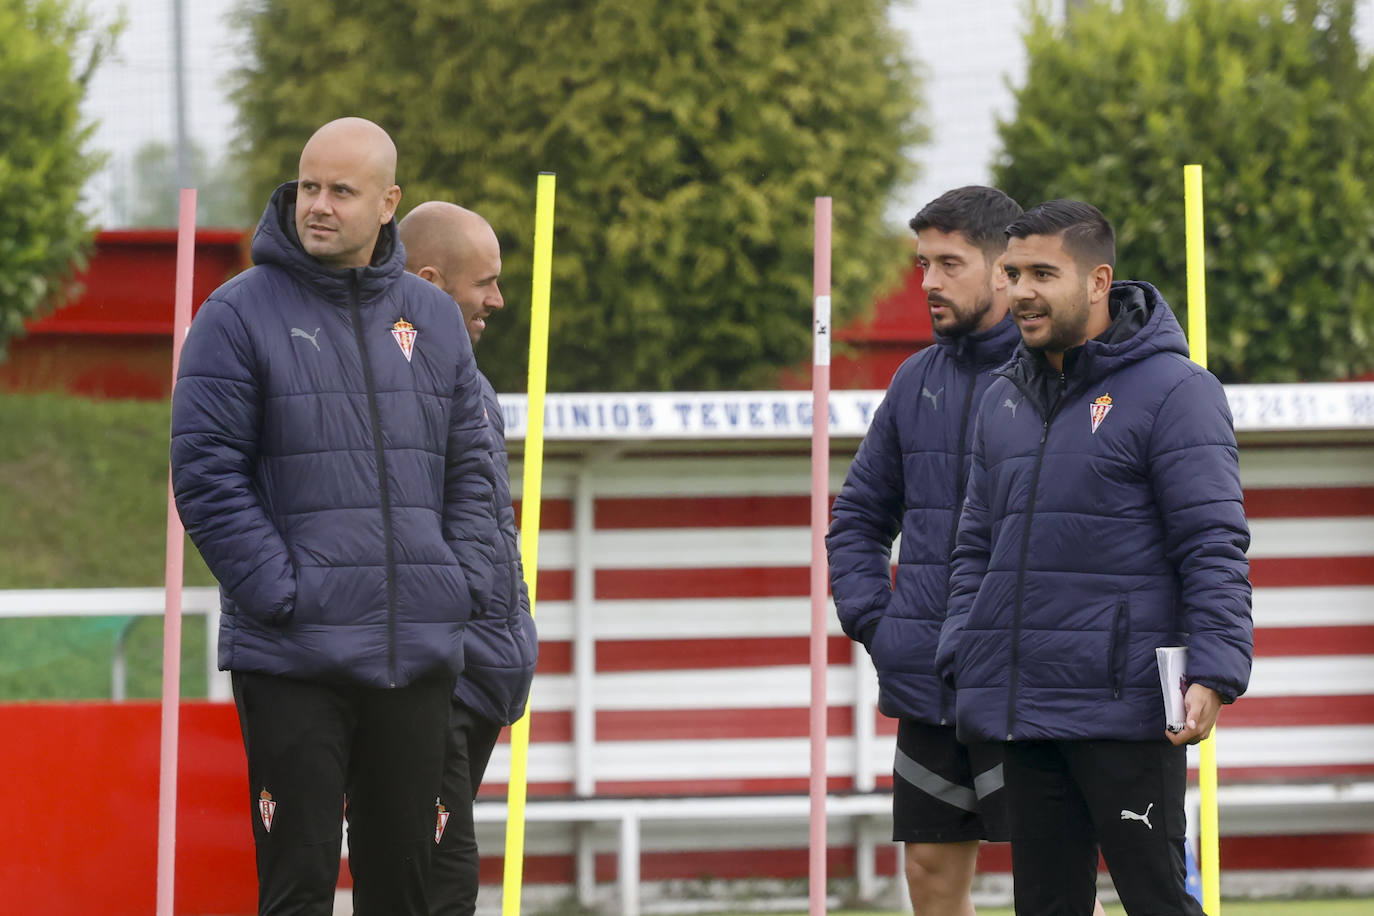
[156,187,196,916]
[808,196,833,916]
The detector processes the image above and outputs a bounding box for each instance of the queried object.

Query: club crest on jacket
[1090,392,1113,434]
[391,318,417,362]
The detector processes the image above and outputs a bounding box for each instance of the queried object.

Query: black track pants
[429,701,503,916]
[233,671,453,916]
[1004,739,1204,916]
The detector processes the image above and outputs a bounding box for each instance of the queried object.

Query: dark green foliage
[232,0,924,391]
[995,0,1374,382]
[0,0,117,355]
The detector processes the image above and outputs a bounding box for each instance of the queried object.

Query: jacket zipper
[348,275,399,687]
[946,364,980,559]
[940,364,979,725]
[1005,372,1066,739]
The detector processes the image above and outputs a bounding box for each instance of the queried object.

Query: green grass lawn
[804,904,1374,916]
[980,902,1374,916]
[0,392,216,700]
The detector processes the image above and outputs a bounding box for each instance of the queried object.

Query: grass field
[979,902,1374,916]
[0,392,215,700]
[802,904,1374,916]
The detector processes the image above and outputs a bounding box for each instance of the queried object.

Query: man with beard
[937,200,1252,914]
[399,202,539,916]
[172,118,499,916]
[828,186,1026,915]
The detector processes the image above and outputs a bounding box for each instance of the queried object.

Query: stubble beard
[1039,287,1094,357]
[935,288,995,339]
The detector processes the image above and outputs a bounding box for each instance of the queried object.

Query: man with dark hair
[828,186,1026,915]
[172,118,499,916]
[399,201,539,916]
[938,199,1253,914]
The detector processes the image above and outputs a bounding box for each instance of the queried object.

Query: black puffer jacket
[828,316,1022,724]
[172,182,499,688]
[938,282,1252,742]
[453,373,538,725]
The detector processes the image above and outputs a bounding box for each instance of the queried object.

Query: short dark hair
[908,186,1023,262]
[1005,199,1116,270]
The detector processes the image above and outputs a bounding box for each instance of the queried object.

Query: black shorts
[891,719,1009,844]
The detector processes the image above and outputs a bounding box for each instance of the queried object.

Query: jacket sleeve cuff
[1187,676,1239,704]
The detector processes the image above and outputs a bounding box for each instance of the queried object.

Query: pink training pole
[157,188,197,916]
[809,196,832,916]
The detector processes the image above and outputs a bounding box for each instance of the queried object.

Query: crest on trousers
[435,798,450,844]
[258,789,277,833]
[391,318,418,362]
[1089,392,1113,434]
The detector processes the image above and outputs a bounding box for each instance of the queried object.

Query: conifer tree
[234,0,924,391]
[997,0,1374,381]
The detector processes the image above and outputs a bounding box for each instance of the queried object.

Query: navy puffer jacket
[453,373,538,725]
[937,282,1252,742]
[171,182,499,689]
[828,316,1022,723]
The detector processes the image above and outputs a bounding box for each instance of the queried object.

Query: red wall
[831,251,934,389]
[4,699,1369,914]
[0,701,256,916]
[0,230,247,400]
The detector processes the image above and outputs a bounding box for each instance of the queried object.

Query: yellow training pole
[1184,163,1221,915]
[503,172,556,916]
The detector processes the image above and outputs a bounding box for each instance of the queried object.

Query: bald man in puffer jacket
[173,118,499,916]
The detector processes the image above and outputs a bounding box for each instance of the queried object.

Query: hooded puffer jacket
[937,281,1252,742]
[828,315,1022,723]
[171,181,499,689]
[453,372,539,725]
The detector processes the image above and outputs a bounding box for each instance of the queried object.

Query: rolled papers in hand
[1156,646,1188,733]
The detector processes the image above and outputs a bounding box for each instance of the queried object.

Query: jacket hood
[250,180,406,305]
[933,312,1023,368]
[1004,280,1188,392]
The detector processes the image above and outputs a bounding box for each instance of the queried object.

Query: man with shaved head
[400,202,537,916]
[295,117,401,269]
[172,118,500,915]
[401,202,506,344]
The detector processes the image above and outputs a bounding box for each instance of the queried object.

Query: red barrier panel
[0,701,255,916]
[0,229,248,401]
[26,229,246,337]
